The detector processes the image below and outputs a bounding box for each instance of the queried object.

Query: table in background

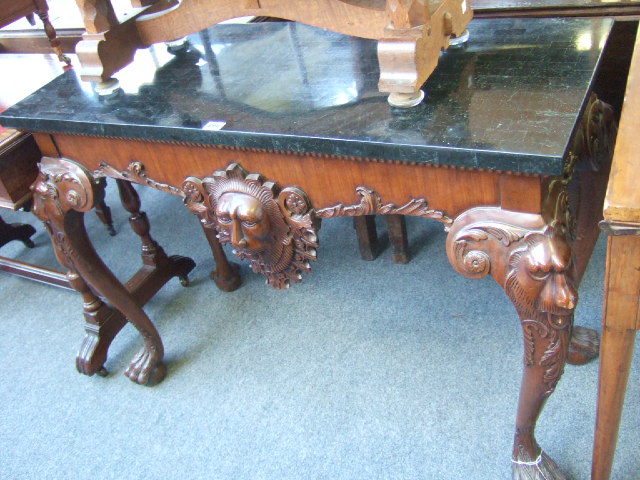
[0,17,629,480]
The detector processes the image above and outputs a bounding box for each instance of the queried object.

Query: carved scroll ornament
[316,186,453,228]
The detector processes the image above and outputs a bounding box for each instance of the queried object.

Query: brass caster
[450,29,470,47]
[94,78,121,96]
[388,90,425,108]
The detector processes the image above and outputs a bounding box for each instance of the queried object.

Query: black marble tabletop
[0,17,612,175]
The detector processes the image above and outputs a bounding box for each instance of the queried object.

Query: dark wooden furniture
[0,17,626,479]
[0,0,70,64]
[0,128,74,288]
[591,27,640,480]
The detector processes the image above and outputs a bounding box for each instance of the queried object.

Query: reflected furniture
[72,0,472,106]
[0,17,625,479]
[591,27,640,480]
[0,0,70,64]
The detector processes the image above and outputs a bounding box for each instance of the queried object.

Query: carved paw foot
[567,325,600,365]
[512,450,567,480]
[124,347,166,385]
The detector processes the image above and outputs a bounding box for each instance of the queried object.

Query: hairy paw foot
[568,325,600,365]
[512,450,567,480]
[125,347,166,385]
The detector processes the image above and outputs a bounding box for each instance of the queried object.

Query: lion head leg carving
[446,207,575,480]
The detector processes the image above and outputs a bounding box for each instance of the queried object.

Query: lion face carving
[198,163,318,290]
[505,227,577,326]
[215,192,274,257]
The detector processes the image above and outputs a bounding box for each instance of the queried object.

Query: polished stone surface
[0,17,612,175]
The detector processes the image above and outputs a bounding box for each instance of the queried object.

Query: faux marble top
[0,17,613,175]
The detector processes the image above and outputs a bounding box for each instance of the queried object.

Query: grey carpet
[1,182,638,480]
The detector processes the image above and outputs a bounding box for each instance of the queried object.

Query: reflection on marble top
[0,17,613,175]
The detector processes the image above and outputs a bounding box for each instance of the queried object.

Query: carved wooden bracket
[570,93,618,172]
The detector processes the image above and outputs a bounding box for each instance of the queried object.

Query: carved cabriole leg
[446,207,577,480]
[32,157,167,385]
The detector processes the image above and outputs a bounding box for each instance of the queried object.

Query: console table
[0,17,622,479]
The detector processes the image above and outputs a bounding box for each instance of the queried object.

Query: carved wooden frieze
[95,161,184,196]
[316,186,453,228]
[183,163,318,290]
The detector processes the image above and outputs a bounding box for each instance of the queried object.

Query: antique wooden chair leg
[447,207,577,479]
[199,220,241,292]
[33,0,71,65]
[385,214,409,263]
[354,215,378,261]
[0,215,36,249]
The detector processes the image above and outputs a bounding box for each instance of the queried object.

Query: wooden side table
[591,27,640,480]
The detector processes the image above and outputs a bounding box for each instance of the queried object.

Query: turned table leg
[33,0,71,65]
[354,215,379,261]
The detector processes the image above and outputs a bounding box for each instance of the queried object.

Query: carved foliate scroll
[570,93,617,172]
[316,186,453,228]
[32,157,102,271]
[183,163,318,290]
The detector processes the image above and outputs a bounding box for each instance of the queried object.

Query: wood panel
[46,133,536,218]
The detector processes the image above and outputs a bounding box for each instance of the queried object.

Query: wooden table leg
[31,157,194,385]
[592,234,640,480]
[0,215,35,248]
[386,214,409,263]
[354,215,378,261]
[447,207,578,479]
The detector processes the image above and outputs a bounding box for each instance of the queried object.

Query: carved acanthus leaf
[95,161,183,197]
[316,186,453,227]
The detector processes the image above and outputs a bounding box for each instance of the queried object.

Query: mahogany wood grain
[46,133,522,219]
